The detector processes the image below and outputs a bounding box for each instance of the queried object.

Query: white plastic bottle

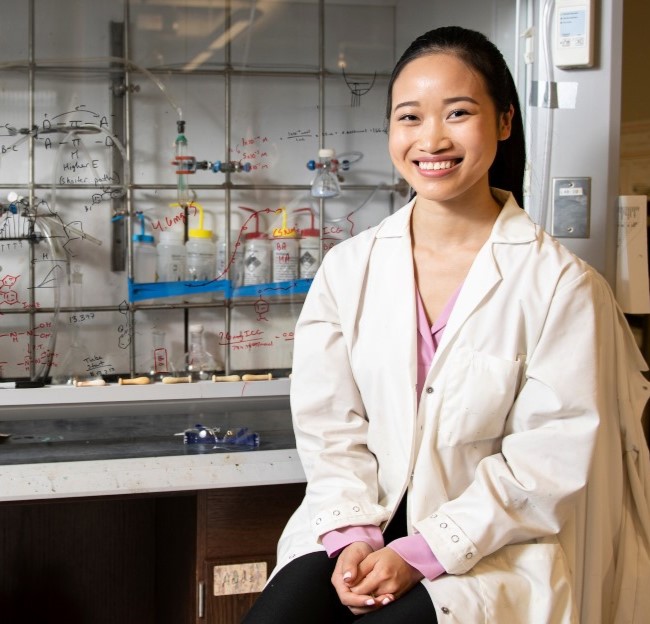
[243,234,271,285]
[156,229,186,303]
[273,235,299,282]
[185,226,216,302]
[299,227,321,279]
[271,205,299,283]
[217,230,244,288]
[156,230,186,282]
[133,232,157,283]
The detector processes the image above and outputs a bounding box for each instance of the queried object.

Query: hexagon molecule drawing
[0,274,20,306]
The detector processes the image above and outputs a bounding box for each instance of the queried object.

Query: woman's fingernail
[365,598,376,606]
[382,597,392,606]
[343,571,352,581]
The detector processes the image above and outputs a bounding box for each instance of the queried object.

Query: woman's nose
[417,119,451,152]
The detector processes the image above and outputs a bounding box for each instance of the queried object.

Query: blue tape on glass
[232,278,312,298]
[128,279,232,302]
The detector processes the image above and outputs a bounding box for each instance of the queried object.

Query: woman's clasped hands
[331,541,424,615]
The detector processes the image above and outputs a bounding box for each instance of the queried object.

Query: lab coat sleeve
[290,252,391,540]
[415,269,605,575]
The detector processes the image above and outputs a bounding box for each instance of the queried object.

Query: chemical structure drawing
[0,274,21,307]
[254,296,270,322]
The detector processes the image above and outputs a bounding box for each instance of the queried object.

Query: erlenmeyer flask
[138,328,176,381]
[179,324,219,381]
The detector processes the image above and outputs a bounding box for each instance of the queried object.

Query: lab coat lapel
[431,240,502,366]
[373,202,419,428]
[430,191,535,366]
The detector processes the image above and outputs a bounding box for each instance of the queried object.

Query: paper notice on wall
[213,561,267,596]
[616,195,650,314]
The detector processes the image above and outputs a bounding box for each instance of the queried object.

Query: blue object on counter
[183,424,260,447]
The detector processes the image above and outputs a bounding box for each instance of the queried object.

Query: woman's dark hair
[386,26,526,206]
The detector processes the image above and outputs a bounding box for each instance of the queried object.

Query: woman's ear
[498,104,515,141]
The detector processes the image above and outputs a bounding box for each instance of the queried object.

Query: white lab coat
[275,190,650,623]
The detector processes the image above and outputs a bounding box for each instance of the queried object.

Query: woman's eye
[448,109,469,119]
[397,113,418,122]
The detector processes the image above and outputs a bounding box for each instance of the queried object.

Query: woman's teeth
[418,160,456,171]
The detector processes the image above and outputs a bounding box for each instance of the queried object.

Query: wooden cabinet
[0,483,305,624]
[198,485,305,623]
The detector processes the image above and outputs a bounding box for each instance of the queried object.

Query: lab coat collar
[490,189,538,244]
[375,189,537,245]
[374,189,537,369]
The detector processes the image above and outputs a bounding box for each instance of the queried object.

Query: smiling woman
[242,25,650,624]
[388,53,510,207]
[385,26,525,208]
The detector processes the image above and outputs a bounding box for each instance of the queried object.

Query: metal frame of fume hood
[0,0,397,379]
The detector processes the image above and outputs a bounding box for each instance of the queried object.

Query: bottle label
[217,246,244,286]
[153,347,169,374]
[272,239,299,282]
[299,250,319,279]
[243,247,270,285]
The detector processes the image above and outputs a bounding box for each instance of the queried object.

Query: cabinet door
[203,556,274,622]
[198,484,305,623]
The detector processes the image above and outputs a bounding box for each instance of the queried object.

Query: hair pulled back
[387,26,525,206]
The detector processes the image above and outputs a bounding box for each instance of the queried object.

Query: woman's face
[388,52,512,206]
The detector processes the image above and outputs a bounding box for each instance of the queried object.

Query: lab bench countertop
[0,378,306,503]
[0,376,293,408]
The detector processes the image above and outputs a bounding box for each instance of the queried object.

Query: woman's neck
[410,188,502,251]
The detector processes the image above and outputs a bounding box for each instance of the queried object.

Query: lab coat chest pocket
[438,348,520,446]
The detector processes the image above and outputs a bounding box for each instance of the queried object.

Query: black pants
[241,497,438,624]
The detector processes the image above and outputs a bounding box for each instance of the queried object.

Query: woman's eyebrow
[442,95,478,105]
[442,96,479,105]
[393,100,420,112]
[393,95,480,112]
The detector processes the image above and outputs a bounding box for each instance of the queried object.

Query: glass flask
[310,148,341,198]
[179,323,219,380]
[143,328,175,381]
[49,265,95,385]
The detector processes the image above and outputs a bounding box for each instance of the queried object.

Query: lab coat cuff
[311,502,389,537]
[414,511,479,575]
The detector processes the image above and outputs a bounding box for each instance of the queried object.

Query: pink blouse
[321,286,462,580]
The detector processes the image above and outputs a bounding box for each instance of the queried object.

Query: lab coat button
[426,386,434,394]
[465,552,473,559]
[352,506,360,512]
[333,510,340,516]
[440,522,447,529]
[441,607,450,614]
[451,535,459,543]
[316,518,322,525]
